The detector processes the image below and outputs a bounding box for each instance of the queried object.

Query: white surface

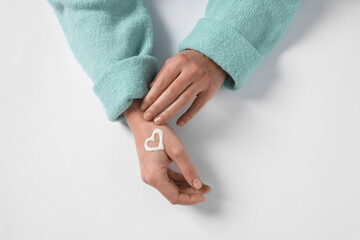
[1,0,360,239]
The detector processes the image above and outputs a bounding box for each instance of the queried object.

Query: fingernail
[140,103,147,111]
[144,111,153,120]
[154,116,162,124]
[177,120,185,126]
[193,178,202,190]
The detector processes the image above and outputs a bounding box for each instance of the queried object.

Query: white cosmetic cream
[144,128,164,152]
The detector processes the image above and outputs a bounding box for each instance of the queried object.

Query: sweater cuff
[178,18,262,90]
[93,55,159,122]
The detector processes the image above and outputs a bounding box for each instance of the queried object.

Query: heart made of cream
[144,128,164,152]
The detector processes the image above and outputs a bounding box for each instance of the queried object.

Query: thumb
[166,137,202,190]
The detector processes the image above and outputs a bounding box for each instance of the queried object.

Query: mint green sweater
[48,0,303,122]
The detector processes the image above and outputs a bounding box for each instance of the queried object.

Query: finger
[178,184,212,195]
[165,137,203,190]
[140,63,181,112]
[157,176,205,205]
[167,169,210,195]
[167,168,187,182]
[144,73,193,122]
[176,92,209,127]
[148,80,155,89]
[148,58,174,90]
[153,84,199,125]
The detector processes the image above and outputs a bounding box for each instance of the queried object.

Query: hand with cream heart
[124,100,211,205]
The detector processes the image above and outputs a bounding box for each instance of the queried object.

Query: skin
[124,99,211,205]
[140,49,227,126]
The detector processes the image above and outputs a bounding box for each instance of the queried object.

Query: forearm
[124,100,144,131]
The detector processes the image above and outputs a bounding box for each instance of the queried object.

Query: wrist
[124,99,143,129]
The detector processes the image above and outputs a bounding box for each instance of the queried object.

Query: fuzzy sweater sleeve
[48,0,159,122]
[178,0,303,90]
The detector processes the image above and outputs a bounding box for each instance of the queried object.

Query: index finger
[140,64,181,113]
[156,174,205,205]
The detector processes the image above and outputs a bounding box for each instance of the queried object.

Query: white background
[1,0,360,239]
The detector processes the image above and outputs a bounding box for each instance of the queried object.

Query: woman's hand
[139,49,226,126]
[124,100,211,205]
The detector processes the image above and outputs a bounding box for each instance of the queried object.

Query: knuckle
[182,88,197,100]
[143,96,153,105]
[147,176,157,185]
[186,65,198,75]
[187,86,198,96]
[172,146,185,158]
[149,105,160,115]
[141,174,148,184]
[182,114,191,122]
[174,55,188,66]
[189,63,204,76]
[164,58,171,65]
[167,87,177,96]
[145,171,158,185]
[166,63,179,74]
[169,198,178,205]
[160,111,171,120]
[177,54,188,62]
[192,100,202,111]
[187,105,201,118]
[198,65,206,75]
[184,168,193,177]
[202,74,210,83]
[176,76,188,85]
[190,62,201,70]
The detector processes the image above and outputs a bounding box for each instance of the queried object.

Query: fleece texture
[178,0,303,90]
[48,0,303,122]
